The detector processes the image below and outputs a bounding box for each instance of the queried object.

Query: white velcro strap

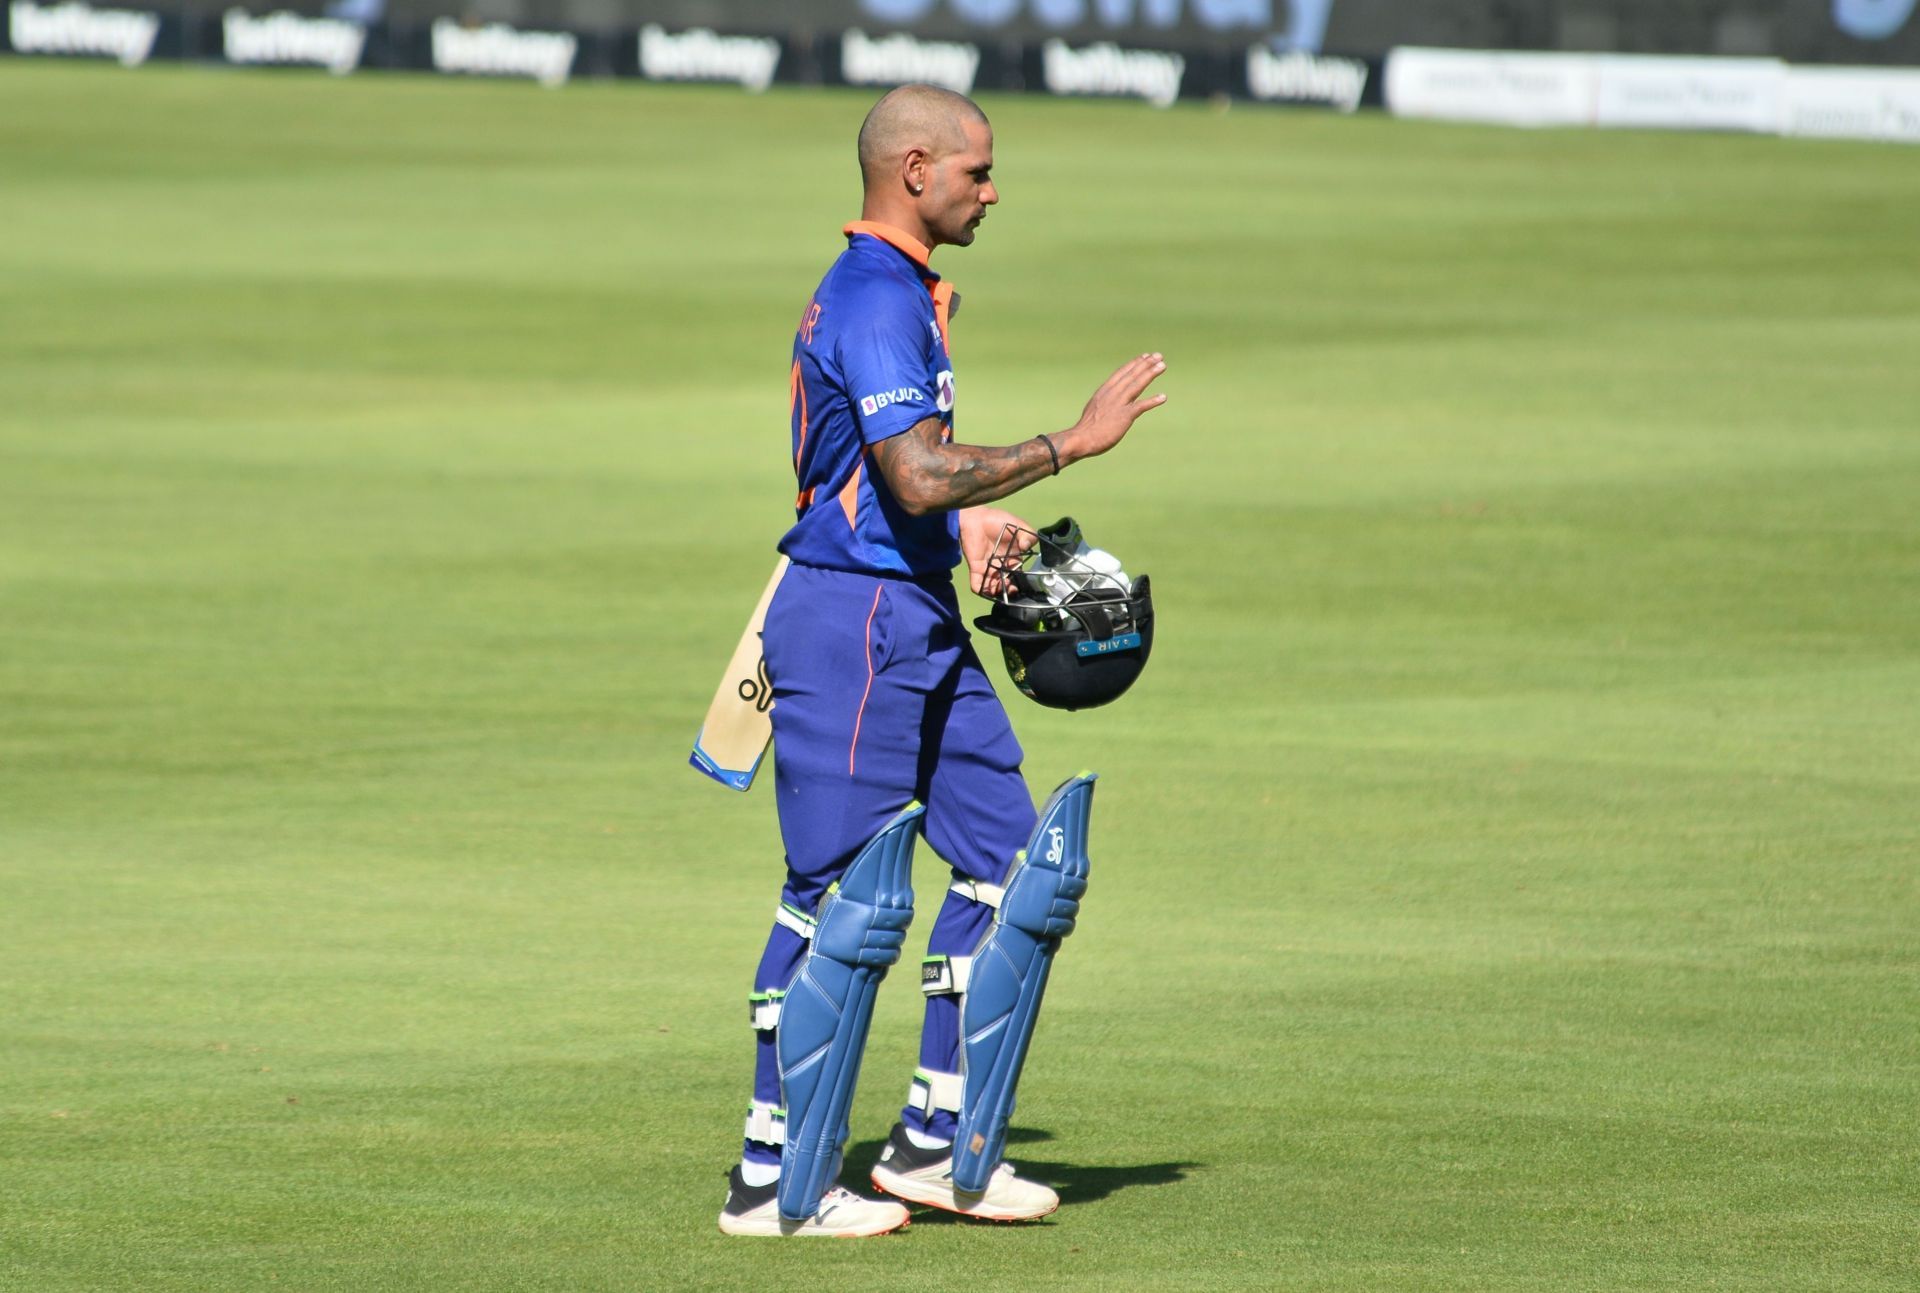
[948,877,1005,909]
[748,989,784,1031]
[774,901,817,940]
[919,954,973,997]
[744,1100,786,1146]
[907,1067,964,1115]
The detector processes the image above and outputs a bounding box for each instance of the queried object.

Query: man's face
[921,117,998,248]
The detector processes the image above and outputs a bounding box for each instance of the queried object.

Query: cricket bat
[689,556,788,791]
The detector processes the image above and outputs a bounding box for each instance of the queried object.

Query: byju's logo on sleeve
[858,387,925,417]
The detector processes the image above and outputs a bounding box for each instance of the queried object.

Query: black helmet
[973,517,1154,711]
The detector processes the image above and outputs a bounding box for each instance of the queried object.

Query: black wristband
[1038,434,1061,476]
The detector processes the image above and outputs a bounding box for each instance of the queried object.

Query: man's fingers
[1121,360,1167,402]
[1122,392,1168,425]
[1094,365,1134,399]
[1101,352,1164,393]
[1114,353,1166,393]
[1078,352,1167,449]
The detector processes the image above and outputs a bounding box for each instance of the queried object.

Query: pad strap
[907,1067,964,1116]
[919,954,973,996]
[948,877,1005,909]
[774,900,818,940]
[748,989,785,1030]
[744,1099,786,1146]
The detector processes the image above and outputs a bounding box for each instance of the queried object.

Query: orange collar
[843,220,934,270]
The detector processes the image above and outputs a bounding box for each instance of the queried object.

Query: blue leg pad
[775,801,922,1222]
[952,772,1094,1193]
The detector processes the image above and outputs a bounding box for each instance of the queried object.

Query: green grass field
[3,59,1918,1291]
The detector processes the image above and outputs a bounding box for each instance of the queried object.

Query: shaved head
[857,84,990,191]
[854,84,998,251]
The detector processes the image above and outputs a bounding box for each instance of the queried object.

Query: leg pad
[951,773,1095,1192]
[775,802,923,1221]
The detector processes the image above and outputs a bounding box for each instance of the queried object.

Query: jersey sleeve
[836,283,937,446]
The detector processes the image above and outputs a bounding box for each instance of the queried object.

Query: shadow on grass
[842,1134,1198,1223]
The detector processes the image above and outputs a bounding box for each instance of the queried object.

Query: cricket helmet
[973,517,1154,712]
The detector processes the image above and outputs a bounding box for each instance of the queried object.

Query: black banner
[351,2,1915,65]
[9,2,1917,80]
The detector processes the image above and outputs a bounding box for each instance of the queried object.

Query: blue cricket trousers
[740,562,1039,1164]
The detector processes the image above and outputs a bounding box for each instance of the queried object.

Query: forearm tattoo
[870,419,1055,515]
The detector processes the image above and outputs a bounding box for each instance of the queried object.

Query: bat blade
[689,556,788,792]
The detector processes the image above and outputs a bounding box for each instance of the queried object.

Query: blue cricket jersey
[780,222,960,579]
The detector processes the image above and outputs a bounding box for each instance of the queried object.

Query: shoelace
[816,1186,859,1220]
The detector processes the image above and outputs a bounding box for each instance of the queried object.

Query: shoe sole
[869,1166,1059,1223]
[718,1213,910,1238]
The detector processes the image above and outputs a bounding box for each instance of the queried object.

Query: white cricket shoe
[869,1123,1060,1222]
[717,1165,910,1237]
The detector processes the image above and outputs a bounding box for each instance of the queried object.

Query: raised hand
[1058,353,1168,464]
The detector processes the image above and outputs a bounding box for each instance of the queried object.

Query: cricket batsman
[718,84,1168,1237]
